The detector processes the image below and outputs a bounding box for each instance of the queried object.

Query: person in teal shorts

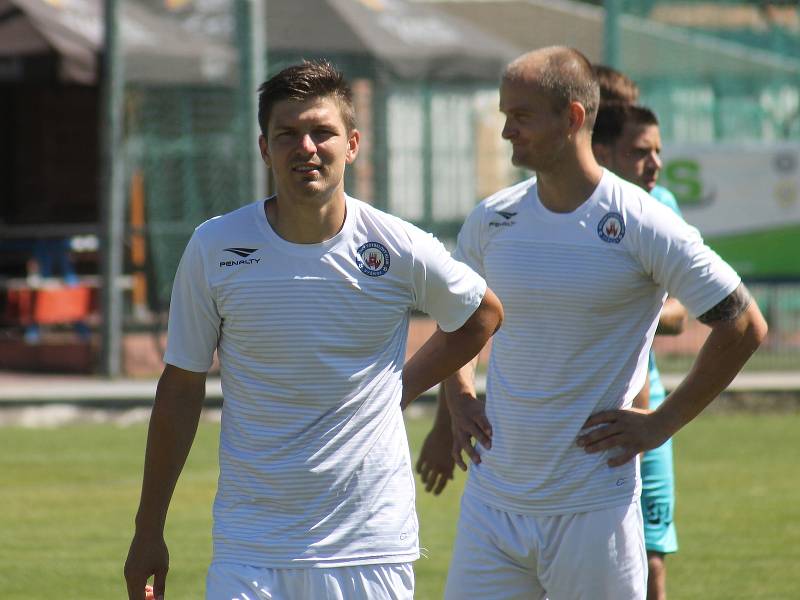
[593,101,689,600]
[645,183,685,556]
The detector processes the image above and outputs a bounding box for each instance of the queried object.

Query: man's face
[603,122,662,192]
[259,95,359,203]
[499,78,570,172]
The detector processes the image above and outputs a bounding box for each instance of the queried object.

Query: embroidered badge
[597,212,626,244]
[356,242,390,276]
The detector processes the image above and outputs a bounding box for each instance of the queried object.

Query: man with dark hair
[123,60,503,600]
[593,103,662,191]
[593,99,689,600]
[257,60,356,135]
[594,63,640,104]
[420,46,765,599]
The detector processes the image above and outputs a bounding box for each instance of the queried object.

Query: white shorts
[206,561,414,600]
[444,494,647,600]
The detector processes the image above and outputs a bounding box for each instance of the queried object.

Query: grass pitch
[0,409,798,599]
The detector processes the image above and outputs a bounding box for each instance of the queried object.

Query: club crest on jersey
[356,241,390,277]
[597,212,626,244]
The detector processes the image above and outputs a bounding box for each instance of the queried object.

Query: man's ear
[258,134,271,167]
[345,129,360,164]
[567,101,587,137]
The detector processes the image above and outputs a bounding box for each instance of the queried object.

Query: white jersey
[164,196,486,568]
[456,170,739,515]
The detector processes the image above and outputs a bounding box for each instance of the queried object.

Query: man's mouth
[293,164,320,173]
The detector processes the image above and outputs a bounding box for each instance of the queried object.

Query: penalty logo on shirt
[597,212,626,244]
[356,241,390,277]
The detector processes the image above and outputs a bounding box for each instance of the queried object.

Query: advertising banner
[661,142,800,278]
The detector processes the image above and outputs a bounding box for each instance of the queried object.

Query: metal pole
[251,0,267,199]
[100,0,125,376]
[604,0,621,68]
[236,0,267,203]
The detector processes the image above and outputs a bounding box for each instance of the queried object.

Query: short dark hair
[505,47,600,131]
[593,65,640,105]
[592,103,659,146]
[257,60,356,136]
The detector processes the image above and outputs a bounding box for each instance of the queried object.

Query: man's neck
[536,146,604,214]
[266,189,347,244]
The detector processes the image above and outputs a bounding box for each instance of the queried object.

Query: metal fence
[653,282,800,374]
[2,0,800,375]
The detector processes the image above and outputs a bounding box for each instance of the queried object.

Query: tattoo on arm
[698,283,753,324]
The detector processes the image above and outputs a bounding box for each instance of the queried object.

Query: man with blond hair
[435,47,766,599]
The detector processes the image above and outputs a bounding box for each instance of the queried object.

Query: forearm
[402,327,487,407]
[402,291,501,408]
[133,366,206,536]
[443,356,478,402]
[653,302,766,438]
[431,385,453,431]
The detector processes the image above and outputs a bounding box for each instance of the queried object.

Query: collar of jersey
[528,168,609,223]
[255,195,356,257]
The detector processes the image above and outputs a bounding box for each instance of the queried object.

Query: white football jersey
[456,170,740,515]
[165,196,486,567]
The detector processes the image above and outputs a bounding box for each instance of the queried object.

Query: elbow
[741,305,768,354]
[750,313,769,349]
[659,313,687,336]
[674,312,688,335]
[485,287,504,335]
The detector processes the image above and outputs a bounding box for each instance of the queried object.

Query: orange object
[33,286,92,324]
[130,169,149,312]
[6,285,92,325]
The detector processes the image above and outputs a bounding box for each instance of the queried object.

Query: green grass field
[1,409,798,599]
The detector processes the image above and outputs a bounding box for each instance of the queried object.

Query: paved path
[1,371,799,405]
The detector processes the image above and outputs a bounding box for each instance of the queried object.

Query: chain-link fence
[1,0,798,374]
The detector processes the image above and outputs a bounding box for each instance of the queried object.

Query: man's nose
[649,151,662,170]
[298,134,317,154]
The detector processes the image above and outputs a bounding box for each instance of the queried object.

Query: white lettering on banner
[661,142,800,237]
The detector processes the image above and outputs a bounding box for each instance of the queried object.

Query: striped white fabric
[164,196,486,568]
[456,170,740,516]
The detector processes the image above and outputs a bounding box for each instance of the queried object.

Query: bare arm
[656,284,766,435]
[415,385,456,495]
[400,287,502,408]
[656,297,688,335]
[579,284,767,466]
[443,354,493,471]
[124,364,207,600]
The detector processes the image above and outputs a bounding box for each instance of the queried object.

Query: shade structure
[265,0,521,81]
[0,0,236,84]
[429,0,800,79]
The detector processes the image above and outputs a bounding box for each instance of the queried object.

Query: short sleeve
[636,203,740,318]
[409,227,487,333]
[453,204,486,277]
[163,233,221,372]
